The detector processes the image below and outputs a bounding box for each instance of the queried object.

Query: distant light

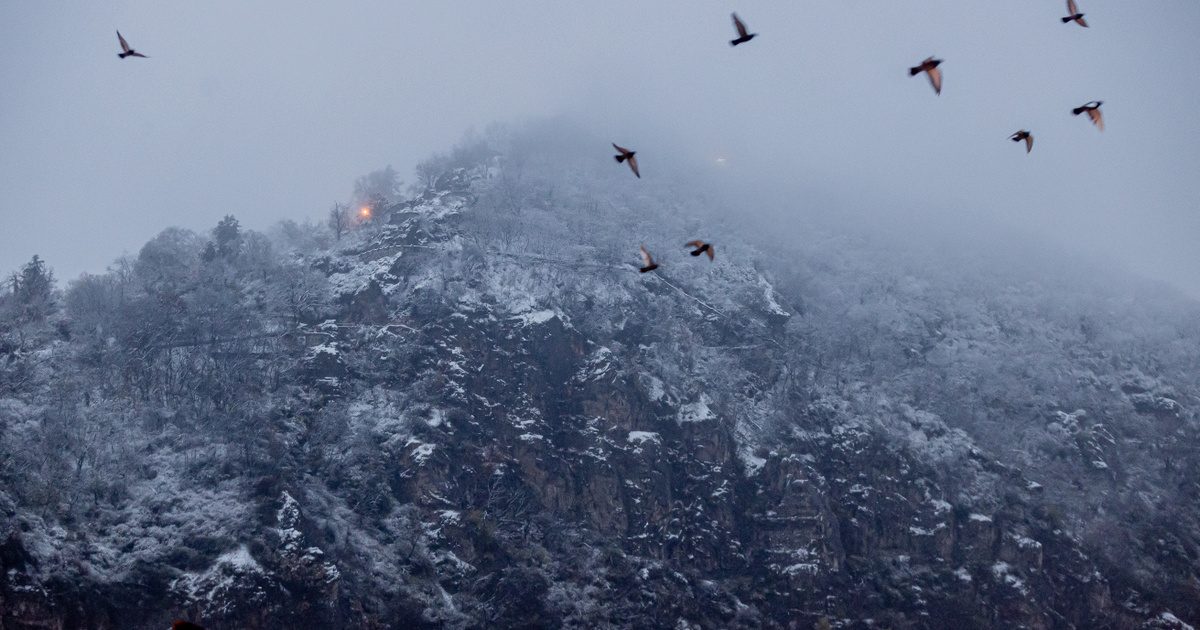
[359,207,371,219]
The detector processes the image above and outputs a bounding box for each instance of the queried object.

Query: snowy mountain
[1,123,1198,629]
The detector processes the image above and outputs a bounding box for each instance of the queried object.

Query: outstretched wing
[685,240,704,248]
[1067,0,1079,16]
[639,245,654,267]
[627,154,640,178]
[1075,15,1088,27]
[732,13,749,38]
[705,246,715,261]
[612,142,629,156]
[927,66,942,95]
[1024,135,1034,153]
[117,30,132,53]
[1088,108,1104,131]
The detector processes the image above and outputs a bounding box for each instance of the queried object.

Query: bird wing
[1025,135,1034,153]
[612,142,629,156]
[1088,108,1104,131]
[685,240,704,248]
[130,51,148,58]
[706,246,715,261]
[640,245,654,267]
[628,154,640,178]
[1067,0,1079,16]
[927,66,942,94]
[732,13,749,38]
[117,30,131,53]
[1075,15,1088,27]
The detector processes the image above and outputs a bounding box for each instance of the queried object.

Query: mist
[2,0,1198,297]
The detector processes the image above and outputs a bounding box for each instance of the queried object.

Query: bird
[638,245,659,273]
[612,143,640,178]
[1061,0,1088,27]
[730,13,757,46]
[172,621,205,630]
[909,57,943,95]
[116,31,148,59]
[1072,101,1104,131]
[685,240,715,261]
[1009,130,1034,154]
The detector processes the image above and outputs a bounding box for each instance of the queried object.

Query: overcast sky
[1,1,1197,296]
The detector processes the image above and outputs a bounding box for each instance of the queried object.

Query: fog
[2,0,1197,297]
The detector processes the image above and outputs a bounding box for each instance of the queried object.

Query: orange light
[359,207,371,219]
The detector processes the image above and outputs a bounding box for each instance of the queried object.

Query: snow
[954,567,972,583]
[307,342,340,357]
[1012,534,1042,550]
[968,513,992,523]
[511,309,557,326]
[641,374,667,402]
[740,449,767,477]
[218,545,262,571]
[1161,612,1196,630]
[627,431,661,445]
[990,562,1029,595]
[677,396,716,424]
[781,563,819,576]
[406,439,436,464]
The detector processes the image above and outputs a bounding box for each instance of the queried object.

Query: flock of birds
[608,2,1106,274]
[112,4,1107,280]
[103,6,1108,627]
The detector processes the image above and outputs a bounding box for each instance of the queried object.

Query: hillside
[1,124,1198,629]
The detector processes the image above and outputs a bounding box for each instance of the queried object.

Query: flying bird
[1062,0,1088,27]
[1072,101,1104,131]
[172,621,205,630]
[638,245,659,273]
[909,57,943,95]
[1009,130,1034,154]
[730,13,757,46]
[612,143,640,178]
[685,240,715,261]
[116,31,148,59]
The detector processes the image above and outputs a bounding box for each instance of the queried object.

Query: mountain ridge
[1,126,1198,628]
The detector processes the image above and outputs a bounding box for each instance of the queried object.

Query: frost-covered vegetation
[1,121,1198,628]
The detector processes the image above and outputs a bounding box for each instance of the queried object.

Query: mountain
[1,123,1198,629]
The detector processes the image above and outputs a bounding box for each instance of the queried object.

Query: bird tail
[640,264,658,273]
[909,67,921,76]
[690,249,702,256]
[614,155,627,163]
[1061,16,1073,23]
[1071,107,1084,115]
[118,52,129,58]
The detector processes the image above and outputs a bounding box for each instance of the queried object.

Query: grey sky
[2,1,1197,296]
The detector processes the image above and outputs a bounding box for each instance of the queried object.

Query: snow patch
[677,396,716,424]
[627,431,661,445]
[511,309,557,326]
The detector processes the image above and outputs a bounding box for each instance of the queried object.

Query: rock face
[1,128,1199,628]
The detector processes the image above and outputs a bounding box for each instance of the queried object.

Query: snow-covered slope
[1,125,1198,628]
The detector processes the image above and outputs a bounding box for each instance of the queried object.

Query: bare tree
[328,203,349,241]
